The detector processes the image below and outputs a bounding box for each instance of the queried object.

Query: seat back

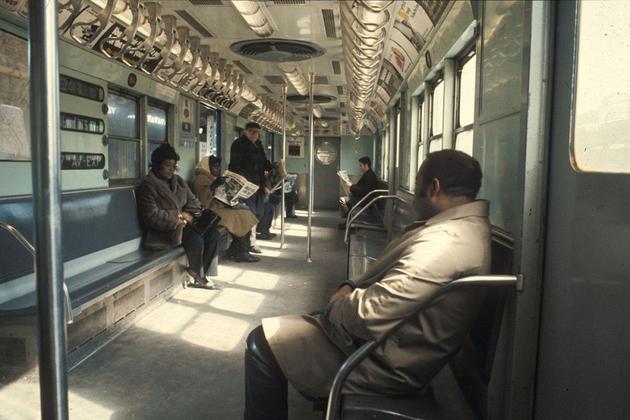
[448,231,514,418]
[366,181,389,223]
[0,188,143,284]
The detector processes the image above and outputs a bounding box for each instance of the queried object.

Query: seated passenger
[338,156,378,229]
[243,150,489,420]
[192,156,260,263]
[137,143,221,289]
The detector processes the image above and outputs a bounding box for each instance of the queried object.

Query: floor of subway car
[1,210,342,420]
[1,210,476,420]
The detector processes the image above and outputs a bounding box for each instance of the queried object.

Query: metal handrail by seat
[344,194,404,279]
[344,194,403,244]
[344,189,388,226]
[0,222,74,324]
[324,274,521,420]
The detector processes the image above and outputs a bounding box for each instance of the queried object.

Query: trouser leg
[202,227,220,277]
[244,325,288,420]
[258,203,274,234]
[250,225,257,247]
[181,227,204,278]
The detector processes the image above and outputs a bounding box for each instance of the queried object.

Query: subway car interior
[0,0,629,419]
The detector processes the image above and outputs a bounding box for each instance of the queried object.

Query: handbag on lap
[190,209,221,235]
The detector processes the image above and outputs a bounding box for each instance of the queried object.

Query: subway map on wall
[0,30,30,161]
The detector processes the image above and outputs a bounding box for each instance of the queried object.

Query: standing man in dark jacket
[229,122,272,254]
[339,156,379,228]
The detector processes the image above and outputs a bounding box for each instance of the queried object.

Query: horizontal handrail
[345,195,403,244]
[345,189,389,224]
[324,274,520,420]
[0,221,74,324]
[0,221,35,255]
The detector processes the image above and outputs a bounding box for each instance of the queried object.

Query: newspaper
[269,160,289,192]
[337,169,351,184]
[337,170,352,194]
[213,170,259,207]
[271,174,298,193]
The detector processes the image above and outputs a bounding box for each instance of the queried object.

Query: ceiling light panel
[230,0,275,38]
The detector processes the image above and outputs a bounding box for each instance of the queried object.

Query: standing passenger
[137,143,221,289]
[229,122,272,254]
[243,150,489,419]
[338,156,378,229]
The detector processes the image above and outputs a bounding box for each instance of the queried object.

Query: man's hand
[329,285,353,302]
[345,180,353,188]
[264,187,272,196]
[181,211,194,223]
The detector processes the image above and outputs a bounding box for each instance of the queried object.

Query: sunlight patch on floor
[228,269,280,290]
[210,288,265,315]
[134,301,201,335]
[179,312,251,351]
[68,391,116,420]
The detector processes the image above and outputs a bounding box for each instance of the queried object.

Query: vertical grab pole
[28,0,69,419]
[306,72,315,262]
[280,85,287,248]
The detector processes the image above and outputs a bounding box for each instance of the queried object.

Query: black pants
[181,226,220,278]
[257,201,275,234]
[244,325,288,420]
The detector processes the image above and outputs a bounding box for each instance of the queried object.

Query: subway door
[535,1,630,418]
[313,137,340,210]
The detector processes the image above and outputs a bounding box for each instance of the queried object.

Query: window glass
[429,138,442,153]
[459,53,476,127]
[431,79,444,136]
[108,138,139,180]
[107,92,138,138]
[147,104,167,143]
[455,130,474,156]
[571,1,630,173]
[417,143,424,169]
[417,98,424,143]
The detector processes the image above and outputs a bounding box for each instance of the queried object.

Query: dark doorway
[314,137,340,210]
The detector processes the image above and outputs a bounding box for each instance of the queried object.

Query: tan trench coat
[262,200,491,398]
[191,167,258,238]
[137,171,202,250]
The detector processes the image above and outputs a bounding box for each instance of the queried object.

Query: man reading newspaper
[338,156,378,229]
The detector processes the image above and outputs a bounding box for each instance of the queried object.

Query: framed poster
[0,30,30,161]
[287,137,305,158]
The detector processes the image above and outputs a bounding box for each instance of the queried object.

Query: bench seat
[0,247,184,317]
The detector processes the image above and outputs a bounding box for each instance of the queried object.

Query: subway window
[416,95,425,169]
[107,89,140,183]
[428,76,444,153]
[455,47,476,156]
[147,100,169,162]
[571,1,630,173]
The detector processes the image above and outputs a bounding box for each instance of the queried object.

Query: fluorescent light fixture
[230,0,274,38]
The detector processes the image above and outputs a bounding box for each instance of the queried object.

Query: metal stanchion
[28,0,69,419]
[280,85,287,249]
[306,72,315,262]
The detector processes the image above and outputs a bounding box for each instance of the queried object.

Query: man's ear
[431,178,441,196]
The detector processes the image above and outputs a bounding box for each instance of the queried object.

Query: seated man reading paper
[243,150,491,420]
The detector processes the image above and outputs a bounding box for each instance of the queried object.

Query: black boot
[232,235,260,263]
[225,235,239,258]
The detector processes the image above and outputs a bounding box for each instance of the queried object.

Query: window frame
[454,43,477,155]
[428,74,444,152]
[107,87,141,186]
[416,93,425,170]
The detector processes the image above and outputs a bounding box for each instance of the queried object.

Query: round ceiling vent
[287,94,336,104]
[230,39,325,62]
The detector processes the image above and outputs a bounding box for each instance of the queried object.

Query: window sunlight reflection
[180,313,251,351]
[210,289,265,315]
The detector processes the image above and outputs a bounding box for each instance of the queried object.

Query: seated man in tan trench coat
[243,150,490,420]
